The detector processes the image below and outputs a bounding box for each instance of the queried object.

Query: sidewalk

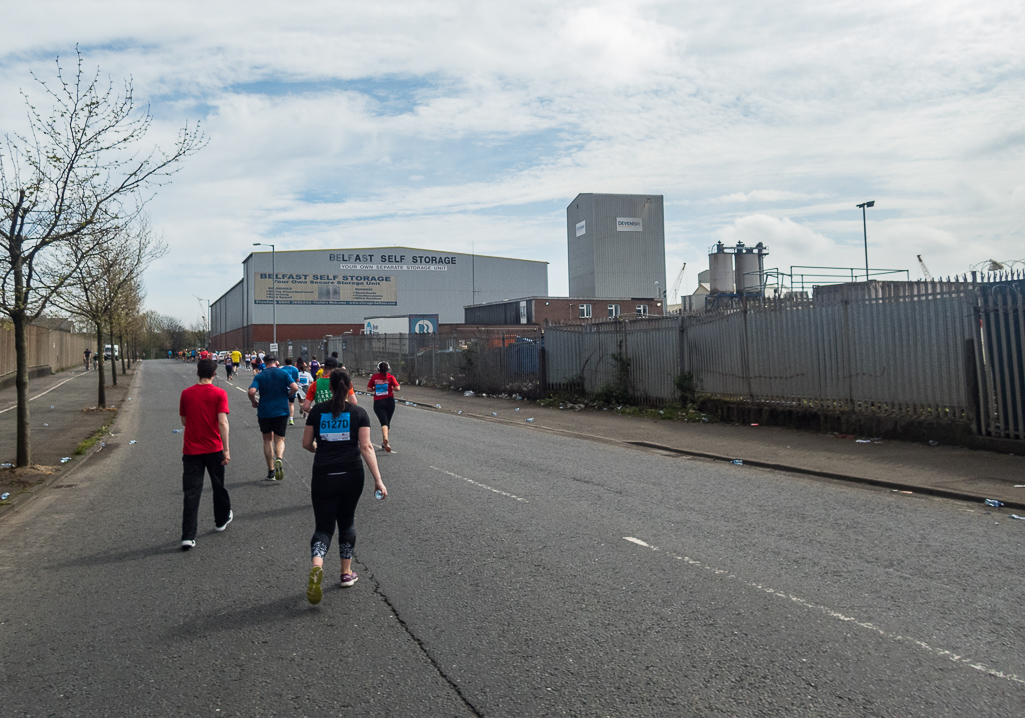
[0,364,136,511]
[380,384,1025,511]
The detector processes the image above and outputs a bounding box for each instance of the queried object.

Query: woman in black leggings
[301,369,387,604]
[366,361,401,452]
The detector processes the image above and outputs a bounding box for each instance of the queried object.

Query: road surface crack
[359,562,484,717]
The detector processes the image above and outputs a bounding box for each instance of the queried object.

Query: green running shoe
[274,458,284,481]
[307,566,323,605]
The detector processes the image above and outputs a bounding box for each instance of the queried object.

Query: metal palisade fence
[545,317,681,403]
[680,284,977,420]
[326,328,543,396]
[283,276,1024,441]
[977,280,1025,440]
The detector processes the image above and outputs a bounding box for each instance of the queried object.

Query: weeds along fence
[545,317,681,405]
[326,328,544,396]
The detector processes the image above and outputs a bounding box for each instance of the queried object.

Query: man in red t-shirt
[179,358,232,550]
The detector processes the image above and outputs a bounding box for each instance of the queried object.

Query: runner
[302,368,387,603]
[83,347,92,371]
[309,356,320,377]
[367,361,401,452]
[178,358,232,551]
[281,357,300,425]
[231,347,242,372]
[296,363,314,418]
[224,350,234,381]
[247,355,299,481]
[302,356,357,414]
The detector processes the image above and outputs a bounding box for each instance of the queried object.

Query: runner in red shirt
[178,358,232,550]
[366,361,400,452]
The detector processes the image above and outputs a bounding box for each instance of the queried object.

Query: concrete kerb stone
[625,440,1025,512]
[0,366,143,526]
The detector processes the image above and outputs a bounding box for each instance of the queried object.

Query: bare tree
[57,218,165,407]
[0,51,202,465]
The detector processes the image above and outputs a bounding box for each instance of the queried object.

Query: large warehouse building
[566,193,667,299]
[208,246,548,350]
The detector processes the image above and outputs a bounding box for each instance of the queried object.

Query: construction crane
[916,255,933,281]
[669,262,687,303]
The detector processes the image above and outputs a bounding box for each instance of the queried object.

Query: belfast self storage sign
[255,273,397,306]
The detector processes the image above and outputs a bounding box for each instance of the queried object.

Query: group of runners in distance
[175,348,401,604]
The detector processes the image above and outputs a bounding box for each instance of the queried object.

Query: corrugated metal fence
[245,277,1025,441]
[545,317,680,403]
[680,284,978,422]
[323,329,543,396]
[977,281,1025,440]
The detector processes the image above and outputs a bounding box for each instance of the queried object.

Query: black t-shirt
[306,401,371,467]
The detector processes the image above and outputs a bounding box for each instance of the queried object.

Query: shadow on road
[49,542,182,568]
[165,594,314,640]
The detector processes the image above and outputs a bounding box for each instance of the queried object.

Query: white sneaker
[215,510,233,532]
[181,540,196,550]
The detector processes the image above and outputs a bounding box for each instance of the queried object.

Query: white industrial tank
[734,243,761,294]
[709,242,736,294]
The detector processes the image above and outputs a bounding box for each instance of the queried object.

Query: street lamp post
[193,296,210,347]
[856,201,875,281]
[253,243,277,348]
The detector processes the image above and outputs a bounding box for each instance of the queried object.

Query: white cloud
[716,214,835,254]
[1,0,1022,322]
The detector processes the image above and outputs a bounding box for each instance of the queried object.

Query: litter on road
[60,457,70,463]
[1011,515,1025,521]
[984,499,1004,507]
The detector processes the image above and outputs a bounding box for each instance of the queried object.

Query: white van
[104,344,119,361]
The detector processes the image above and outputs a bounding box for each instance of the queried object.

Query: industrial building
[566,193,667,299]
[208,246,548,350]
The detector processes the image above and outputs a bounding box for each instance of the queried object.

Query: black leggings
[373,397,396,427]
[310,461,365,560]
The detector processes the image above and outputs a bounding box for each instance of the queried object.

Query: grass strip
[74,417,116,455]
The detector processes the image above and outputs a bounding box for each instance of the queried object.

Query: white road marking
[0,372,86,414]
[429,466,528,502]
[622,536,1025,688]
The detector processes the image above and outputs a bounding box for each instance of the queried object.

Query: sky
[2,0,1023,326]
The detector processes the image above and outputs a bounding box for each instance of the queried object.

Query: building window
[608,304,620,318]
[636,304,649,316]
[579,304,592,319]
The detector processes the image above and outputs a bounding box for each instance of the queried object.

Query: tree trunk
[12,312,31,467]
[108,317,117,386]
[120,332,127,372]
[95,322,107,408]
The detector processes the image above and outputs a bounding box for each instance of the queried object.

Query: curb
[395,395,1025,512]
[0,367,142,525]
[625,440,1025,511]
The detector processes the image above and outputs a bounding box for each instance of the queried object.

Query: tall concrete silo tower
[566,193,667,298]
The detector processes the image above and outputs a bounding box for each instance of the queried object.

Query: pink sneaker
[340,571,358,587]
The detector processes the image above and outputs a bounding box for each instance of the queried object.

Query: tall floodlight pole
[856,201,875,281]
[253,243,277,345]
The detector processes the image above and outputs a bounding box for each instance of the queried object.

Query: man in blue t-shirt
[247,355,299,481]
[281,357,301,426]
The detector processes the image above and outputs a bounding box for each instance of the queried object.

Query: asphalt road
[2,360,1024,716]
